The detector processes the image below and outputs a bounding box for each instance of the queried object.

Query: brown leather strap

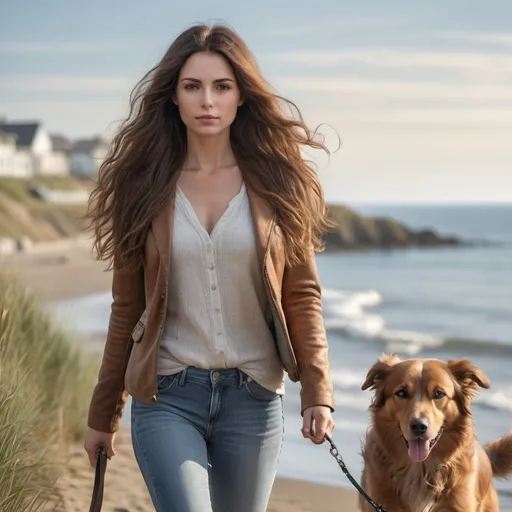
[89,445,107,512]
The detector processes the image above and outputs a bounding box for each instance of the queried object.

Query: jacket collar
[150,177,275,269]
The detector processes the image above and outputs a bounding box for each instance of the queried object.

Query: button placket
[206,240,226,359]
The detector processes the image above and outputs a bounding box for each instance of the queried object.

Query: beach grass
[0,269,98,511]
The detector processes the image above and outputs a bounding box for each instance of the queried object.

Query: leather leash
[89,445,107,512]
[324,433,387,512]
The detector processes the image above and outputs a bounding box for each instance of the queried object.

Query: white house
[0,131,32,177]
[0,121,69,176]
[69,137,109,177]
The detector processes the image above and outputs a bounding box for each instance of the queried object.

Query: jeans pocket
[244,378,280,401]
[157,373,179,393]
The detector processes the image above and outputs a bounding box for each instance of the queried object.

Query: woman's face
[174,51,242,137]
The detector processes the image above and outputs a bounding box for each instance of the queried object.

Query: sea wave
[322,288,512,356]
[474,387,512,412]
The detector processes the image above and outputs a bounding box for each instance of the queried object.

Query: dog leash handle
[89,445,108,512]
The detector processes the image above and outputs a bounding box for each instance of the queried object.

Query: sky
[1,0,511,203]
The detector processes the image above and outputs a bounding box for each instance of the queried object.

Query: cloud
[265,16,402,36]
[0,75,133,94]
[275,76,512,102]
[0,42,132,54]
[438,31,512,46]
[307,106,512,130]
[272,49,512,82]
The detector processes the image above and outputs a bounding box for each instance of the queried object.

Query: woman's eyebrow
[180,77,235,83]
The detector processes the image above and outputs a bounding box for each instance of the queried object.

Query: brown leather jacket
[87,183,335,433]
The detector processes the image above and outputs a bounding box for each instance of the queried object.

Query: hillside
[0,177,462,251]
[325,204,461,250]
[0,176,90,243]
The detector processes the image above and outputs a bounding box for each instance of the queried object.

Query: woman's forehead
[179,52,235,80]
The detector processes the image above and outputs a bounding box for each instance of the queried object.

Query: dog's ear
[447,359,490,414]
[447,359,490,390]
[361,353,401,391]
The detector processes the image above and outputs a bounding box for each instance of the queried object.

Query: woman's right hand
[84,427,116,468]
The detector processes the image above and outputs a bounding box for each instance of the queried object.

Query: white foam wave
[378,329,444,355]
[323,287,443,355]
[322,288,385,336]
[335,394,372,412]
[328,369,373,412]
[475,388,512,412]
[330,368,367,389]
[48,292,112,334]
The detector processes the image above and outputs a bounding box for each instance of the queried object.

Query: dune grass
[0,270,98,511]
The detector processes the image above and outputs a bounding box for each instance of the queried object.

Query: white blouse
[157,182,285,394]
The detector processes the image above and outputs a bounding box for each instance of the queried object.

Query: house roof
[0,122,40,148]
[51,134,73,152]
[72,137,108,154]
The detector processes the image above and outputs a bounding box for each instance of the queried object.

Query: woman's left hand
[301,405,335,444]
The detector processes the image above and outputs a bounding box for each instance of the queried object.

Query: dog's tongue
[408,439,430,462]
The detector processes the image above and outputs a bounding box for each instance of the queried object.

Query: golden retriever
[359,354,512,512]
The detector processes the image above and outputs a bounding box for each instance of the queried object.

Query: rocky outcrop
[0,177,464,253]
[324,204,461,251]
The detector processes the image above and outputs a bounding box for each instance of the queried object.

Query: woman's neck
[183,129,236,174]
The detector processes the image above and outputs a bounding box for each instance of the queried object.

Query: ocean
[50,203,512,507]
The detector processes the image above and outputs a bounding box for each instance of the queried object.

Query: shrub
[0,270,97,511]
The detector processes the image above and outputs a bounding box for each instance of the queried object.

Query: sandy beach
[46,427,359,512]
[1,241,361,512]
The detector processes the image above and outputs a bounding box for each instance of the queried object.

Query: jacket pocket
[131,310,147,343]
[125,337,139,380]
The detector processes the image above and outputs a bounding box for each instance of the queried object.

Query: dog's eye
[433,390,446,400]
[395,389,408,399]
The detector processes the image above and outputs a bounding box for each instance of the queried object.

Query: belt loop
[178,367,188,387]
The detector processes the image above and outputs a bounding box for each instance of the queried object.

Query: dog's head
[361,354,490,463]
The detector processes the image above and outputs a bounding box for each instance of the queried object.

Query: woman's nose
[201,88,213,108]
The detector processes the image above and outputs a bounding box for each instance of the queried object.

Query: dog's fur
[359,354,512,512]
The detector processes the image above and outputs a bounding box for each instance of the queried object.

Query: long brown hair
[87,23,333,270]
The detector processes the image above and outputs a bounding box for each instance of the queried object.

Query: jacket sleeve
[87,262,145,433]
[281,250,335,415]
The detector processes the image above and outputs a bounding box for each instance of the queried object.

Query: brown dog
[359,354,512,512]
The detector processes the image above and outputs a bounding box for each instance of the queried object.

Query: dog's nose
[409,418,428,436]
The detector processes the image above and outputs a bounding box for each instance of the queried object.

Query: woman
[84,23,335,512]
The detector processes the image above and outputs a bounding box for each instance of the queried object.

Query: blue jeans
[130,367,284,512]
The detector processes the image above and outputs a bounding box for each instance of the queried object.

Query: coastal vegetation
[0,270,97,511]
